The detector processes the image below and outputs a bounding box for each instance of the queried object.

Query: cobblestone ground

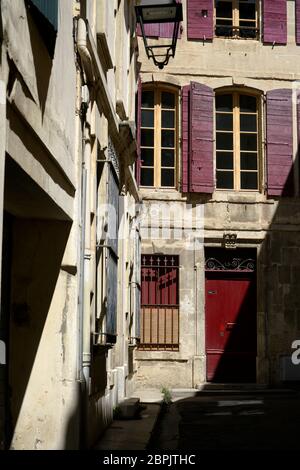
[148,391,300,451]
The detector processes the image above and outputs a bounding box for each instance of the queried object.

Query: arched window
[140,85,178,188]
[215,0,258,39]
[215,91,260,190]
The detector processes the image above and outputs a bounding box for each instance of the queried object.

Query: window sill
[140,187,186,202]
[212,190,269,204]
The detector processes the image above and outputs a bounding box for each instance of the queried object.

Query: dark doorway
[205,248,257,383]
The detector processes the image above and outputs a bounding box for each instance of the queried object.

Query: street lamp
[135,0,183,69]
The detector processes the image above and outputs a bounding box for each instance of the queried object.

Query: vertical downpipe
[82,108,92,394]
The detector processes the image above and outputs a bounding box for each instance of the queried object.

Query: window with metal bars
[139,255,179,351]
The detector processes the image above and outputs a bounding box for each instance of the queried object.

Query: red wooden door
[205,273,257,383]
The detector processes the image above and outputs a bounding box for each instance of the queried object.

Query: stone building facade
[0,0,140,450]
[135,0,300,390]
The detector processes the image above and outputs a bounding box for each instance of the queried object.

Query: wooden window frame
[215,89,262,192]
[140,84,178,189]
[214,0,259,40]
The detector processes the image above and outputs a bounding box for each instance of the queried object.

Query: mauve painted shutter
[137,23,160,38]
[187,0,214,40]
[159,0,182,38]
[263,0,287,45]
[298,92,300,159]
[189,82,214,193]
[136,77,142,186]
[181,85,190,192]
[266,89,294,196]
[296,0,300,44]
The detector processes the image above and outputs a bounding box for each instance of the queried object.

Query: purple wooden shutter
[137,23,160,38]
[187,0,214,40]
[181,85,190,192]
[189,82,214,193]
[159,0,182,38]
[298,92,300,161]
[263,0,287,45]
[296,0,300,44]
[266,89,294,196]
[136,76,142,187]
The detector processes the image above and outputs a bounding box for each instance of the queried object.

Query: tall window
[215,0,258,39]
[140,86,177,188]
[216,92,260,191]
[139,255,179,351]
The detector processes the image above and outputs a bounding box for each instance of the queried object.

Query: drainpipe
[77,18,94,85]
[82,108,92,394]
[76,16,92,448]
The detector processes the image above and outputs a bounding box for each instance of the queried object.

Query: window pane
[141,168,154,186]
[161,169,175,187]
[240,152,257,170]
[240,133,257,151]
[142,91,154,108]
[216,113,233,131]
[216,152,234,170]
[161,149,174,167]
[216,1,233,18]
[141,148,154,166]
[239,3,256,20]
[216,132,233,150]
[141,110,154,127]
[216,94,233,112]
[241,172,258,190]
[162,110,175,128]
[240,114,257,132]
[161,130,174,148]
[240,95,257,113]
[217,171,234,189]
[141,129,154,147]
[162,92,175,109]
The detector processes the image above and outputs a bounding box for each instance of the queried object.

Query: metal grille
[139,255,179,351]
[215,25,259,39]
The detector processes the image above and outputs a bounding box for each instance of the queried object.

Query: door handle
[226,322,237,330]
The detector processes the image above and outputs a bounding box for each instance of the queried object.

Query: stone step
[118,397,141,419]
[170,386,297,400]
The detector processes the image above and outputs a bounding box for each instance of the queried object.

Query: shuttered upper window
[140,86,178,188]
[187,1,288,45]
[216,92,260,191]
[215,0,258,39]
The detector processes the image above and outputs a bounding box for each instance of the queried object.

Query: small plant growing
[113,406,122,419]
[161,387,172,405]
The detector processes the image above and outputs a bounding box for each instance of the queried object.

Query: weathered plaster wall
[1,0,80,449]
[3,0,77,196]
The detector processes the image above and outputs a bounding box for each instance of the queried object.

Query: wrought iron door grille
[139,255,179,351]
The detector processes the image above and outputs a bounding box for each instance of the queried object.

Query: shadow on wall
[2,156,72,448]
[8,217,71,445]
[205,123,300,385]
[25,3,56,118]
